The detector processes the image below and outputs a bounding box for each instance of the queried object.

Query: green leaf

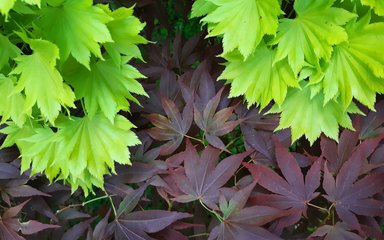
[98,5,147,65]
[64,57,147,122]
[191,0,218,18]
[361,0,384,16]
[273,0,356,73]
[310,13,384,110]
[37,0,113,68]
[0,0,40,17]
[201,0,282,58]
[269,84,361,144]
[220,46,299,109]
[0,34,20,71]
[10,38,75,124]
[12,113,140,195]
[0,75,30,127]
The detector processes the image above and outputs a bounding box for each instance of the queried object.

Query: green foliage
[193,0,384,143]
[0,0,147,195]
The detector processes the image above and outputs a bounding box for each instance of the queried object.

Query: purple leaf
[19,220,60,235]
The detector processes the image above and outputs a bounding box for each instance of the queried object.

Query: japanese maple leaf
[0,200,59,240]
[220,46,299,109]
[323,149,384,228]
[208,181,285,240]
[171,140,249,209]
[321,128,383,174]
[194,88,242,151]
[110,184,191,240]
[146,96,193,155]
[273,0,356,73]
[37,0,113,68]
[309,13,384,110]
[308,222,362,240]
[245,140,322,231]
[200,0,282,58]
[361,0,384,16]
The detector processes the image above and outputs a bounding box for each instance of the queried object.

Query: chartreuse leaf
[5,113,140,195]
[273,0,356,73]
[37,0,113,68]
[269,83,362,144]
[0,75,30,127]
[10,38,75,124]
[191,0,218,18]
[98,5,147,65]
[64,57,147,122]
[310,13,384,110]
[201,0,282,58]
[220,46,299,109]
[0,0,40,17]
[0,34,20,70]
[361,0,384,16]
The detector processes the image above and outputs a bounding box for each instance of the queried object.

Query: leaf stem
[306,202,329,213]
[199,199,224,222]
[55,194,115,215]
[188,233,210,238]
[184,134,205,144]
[104,190,117,217]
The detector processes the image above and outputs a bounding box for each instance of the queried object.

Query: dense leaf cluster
[0,0,383,239]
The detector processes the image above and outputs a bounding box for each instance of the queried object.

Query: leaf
[0,0,40,17]
[361,0,384,16]
[37,0,113,68]
[10,38,75,124]
[245,140,322,230]
[19,220,60,235]
[146,96,193,155]
[99,5,147,65]
[15,114,140,195]
[191,0,217,18]
[64,57,147,122]
[194,88,241,151]
[310,13,384,110]
[269,83,361,144]
[323,147,384,227]
[308,222,362,240]
[220,46,299,109]
[117,183,149,218]
[0,75,30,127]
[171,140,249,209]
[209,182,284,240]
[273,0,356,73]
[0,34,20,70]
[114,211,191,240]
[201,0,282,58]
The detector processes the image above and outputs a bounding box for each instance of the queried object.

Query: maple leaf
[111,184,191,239]
[194,88,242,151]
[146,96,193,156]
[0,75,30,127]
[308,222,362,240]
[201,0,282,58]
[0,34,20,70]
[269,83,361,144]
[98,5,147,65]
[0,0,40,17]
[310,13,384,110]
[191,0,217,18]
[273,0,356,73]
[6,113,140,195]
[10,37,75,124]
[36,0,113,68]
[361,0,384,16]
[171,140,249,209]
[245,140,322,231]
[209,181,285,240]
[220,46,299,109]
[323,147,384,228]
[64,57,147,122]
[0,200,59,240]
